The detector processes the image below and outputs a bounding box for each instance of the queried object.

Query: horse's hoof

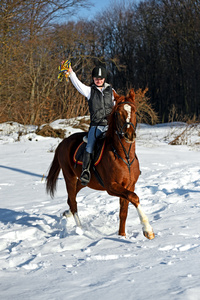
[119,232,126,237]
[143,230,155,240]
[63,210,73,218]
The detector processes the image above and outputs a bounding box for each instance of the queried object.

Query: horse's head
[112,89,137,143]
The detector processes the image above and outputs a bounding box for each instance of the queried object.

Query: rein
[112,101,136,172]
[112,133,136,172]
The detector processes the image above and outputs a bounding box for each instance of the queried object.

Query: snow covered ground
[0,120,200,300]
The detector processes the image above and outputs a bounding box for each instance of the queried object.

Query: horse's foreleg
[125,191,155,240]
[119,197,129,236]
[136,204,155,240]
[107,184,155,239]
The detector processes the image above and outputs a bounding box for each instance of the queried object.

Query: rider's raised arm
[69,67,91,99]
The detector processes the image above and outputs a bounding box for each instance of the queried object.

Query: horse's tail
[46,148,61,198]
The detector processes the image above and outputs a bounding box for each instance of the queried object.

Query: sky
[71,0,113,20]
[71,0,139,21]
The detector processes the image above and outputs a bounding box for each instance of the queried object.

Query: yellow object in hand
[58,60,71,82]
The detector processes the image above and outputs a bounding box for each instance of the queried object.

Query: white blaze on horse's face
[124,104,131,128]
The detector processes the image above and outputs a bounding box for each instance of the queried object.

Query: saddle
[73,136,105,167]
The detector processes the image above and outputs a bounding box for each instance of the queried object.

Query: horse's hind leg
[63,176,83,227]
[119,197,129,236]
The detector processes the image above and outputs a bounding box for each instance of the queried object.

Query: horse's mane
[106,90,136,138]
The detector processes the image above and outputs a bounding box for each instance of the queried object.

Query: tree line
[1,0,199,125]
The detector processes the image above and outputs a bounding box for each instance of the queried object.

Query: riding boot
[80,150,91,185]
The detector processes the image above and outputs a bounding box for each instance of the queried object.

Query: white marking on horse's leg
[74,212,82,228]
[124,104,131,128]
[136,204,155,239]
[74,213,83,235]
[63,209,73,218]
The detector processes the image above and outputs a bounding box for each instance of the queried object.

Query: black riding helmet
[92,66,107,79]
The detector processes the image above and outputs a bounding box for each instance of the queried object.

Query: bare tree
[0,0,91,124]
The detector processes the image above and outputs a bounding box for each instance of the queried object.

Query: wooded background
[1,0,199,125]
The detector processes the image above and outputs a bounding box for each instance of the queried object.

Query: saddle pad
[73,140,105,166]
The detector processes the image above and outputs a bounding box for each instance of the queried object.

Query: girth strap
[92,165,105,187]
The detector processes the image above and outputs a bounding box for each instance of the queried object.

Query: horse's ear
[113,90,121,103]
[129,89,135,103]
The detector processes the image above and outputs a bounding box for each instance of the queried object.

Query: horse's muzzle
[124,131,136,143]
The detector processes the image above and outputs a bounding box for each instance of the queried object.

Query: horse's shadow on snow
[0,208,61,237]
[0,208,142,244]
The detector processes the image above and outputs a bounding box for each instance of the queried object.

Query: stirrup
[80,169,91,185]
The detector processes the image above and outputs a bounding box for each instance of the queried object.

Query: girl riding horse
[46,88,155,239]
[68,63,115,186]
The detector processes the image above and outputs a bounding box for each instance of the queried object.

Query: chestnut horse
[46,89,155,239]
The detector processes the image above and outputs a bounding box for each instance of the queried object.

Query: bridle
[115,101,136,137]
[112,101,137,172]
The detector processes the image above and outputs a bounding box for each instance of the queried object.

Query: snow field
[0,121,200,299]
